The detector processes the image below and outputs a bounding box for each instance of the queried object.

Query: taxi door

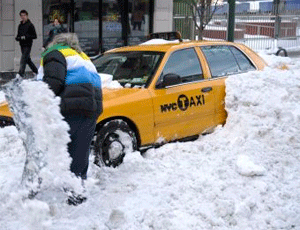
[198,45,257,126]
[149,47,216,143]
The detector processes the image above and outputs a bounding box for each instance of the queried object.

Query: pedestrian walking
[131,4,145,31]
[15,10,38,77]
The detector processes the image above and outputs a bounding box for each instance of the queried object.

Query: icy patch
[236,155,266,176]
[105,209,127,229]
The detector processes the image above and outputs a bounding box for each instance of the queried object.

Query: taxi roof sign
[148,31,183,42]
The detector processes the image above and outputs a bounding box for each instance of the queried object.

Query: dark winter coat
[39,45,103,118]
[15,19,37,47]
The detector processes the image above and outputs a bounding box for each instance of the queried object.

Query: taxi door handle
[201,87,212,93]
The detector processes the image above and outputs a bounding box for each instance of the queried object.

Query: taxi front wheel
[94,119,138,167]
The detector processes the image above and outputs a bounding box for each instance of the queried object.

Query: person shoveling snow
[3,33,103,205]
[3,77,84,204]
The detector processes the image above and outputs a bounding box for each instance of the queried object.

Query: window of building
[74,0,100,56]
[42,0,72,48]
[128,0,150,46]
[42,0,153,56]
[101,0,124,52]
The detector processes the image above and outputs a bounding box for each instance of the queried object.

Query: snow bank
[236,155,266,176]
[0,54,300,229]
[141,39,180,45]
[18,80,83,193]
[141,39,191,45]
[99,73,123,89]
[0,91,5,103]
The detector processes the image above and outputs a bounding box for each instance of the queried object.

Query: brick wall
[243,22,297,38]
[202,29,245,40]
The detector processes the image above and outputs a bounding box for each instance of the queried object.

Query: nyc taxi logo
[160,94,205,113]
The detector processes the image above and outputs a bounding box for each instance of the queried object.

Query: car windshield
[92,51,164,87]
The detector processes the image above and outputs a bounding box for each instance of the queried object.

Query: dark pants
[64,114,97,179]
[133,22,142,31]
[19,45,38,77]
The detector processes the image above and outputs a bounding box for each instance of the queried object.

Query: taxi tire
[94,120,138,167]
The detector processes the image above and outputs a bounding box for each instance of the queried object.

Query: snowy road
[0,54,300,230]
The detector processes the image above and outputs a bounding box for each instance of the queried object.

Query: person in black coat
[37,33,102,181]
[15,10,38,77]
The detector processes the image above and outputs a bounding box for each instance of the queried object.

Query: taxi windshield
[92,51,164,87]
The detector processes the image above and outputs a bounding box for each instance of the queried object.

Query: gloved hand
[21,36,26,40]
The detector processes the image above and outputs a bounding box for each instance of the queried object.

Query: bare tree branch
[176,0,223,40]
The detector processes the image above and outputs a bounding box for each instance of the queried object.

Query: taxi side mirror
[157,73,181,89]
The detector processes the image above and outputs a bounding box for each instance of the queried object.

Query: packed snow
[100,73,123,89]
[2,79,83,198]
[140,39,190,45]
[0,54,300,229]
[141,39,180,45]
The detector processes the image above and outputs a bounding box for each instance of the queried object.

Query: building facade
[0,0,173,73]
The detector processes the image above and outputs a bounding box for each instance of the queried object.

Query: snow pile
[17,80,83,194]
[99,73,123,89]
[141,38,180,45]
[0,91,5,103]
[141,38,191,45]
[236,154,266,176]
[259,51,292,69]
[0,54,300,229]
[0,80,83,229]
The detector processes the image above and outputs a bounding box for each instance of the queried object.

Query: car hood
[102,87,148,105]
[0,87,148,118]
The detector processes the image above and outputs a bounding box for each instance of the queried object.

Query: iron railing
[173,2,300,52]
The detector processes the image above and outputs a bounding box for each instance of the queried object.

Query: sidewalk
[287,50,300,58]
[0,72,35,85]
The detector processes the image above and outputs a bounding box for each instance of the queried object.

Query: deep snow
[0,54,300,230]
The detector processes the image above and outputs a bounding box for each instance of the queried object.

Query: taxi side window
[228,46,256,72]
[201,45,256,78]
[161,48,203,84]
[201,46,239,78]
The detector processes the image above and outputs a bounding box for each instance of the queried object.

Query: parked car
[0,33,267,167]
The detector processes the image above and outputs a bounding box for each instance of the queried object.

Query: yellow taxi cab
[0,32,267,167]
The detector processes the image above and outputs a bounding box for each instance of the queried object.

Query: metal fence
[173,2,195,40]
[173,2,300,52]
